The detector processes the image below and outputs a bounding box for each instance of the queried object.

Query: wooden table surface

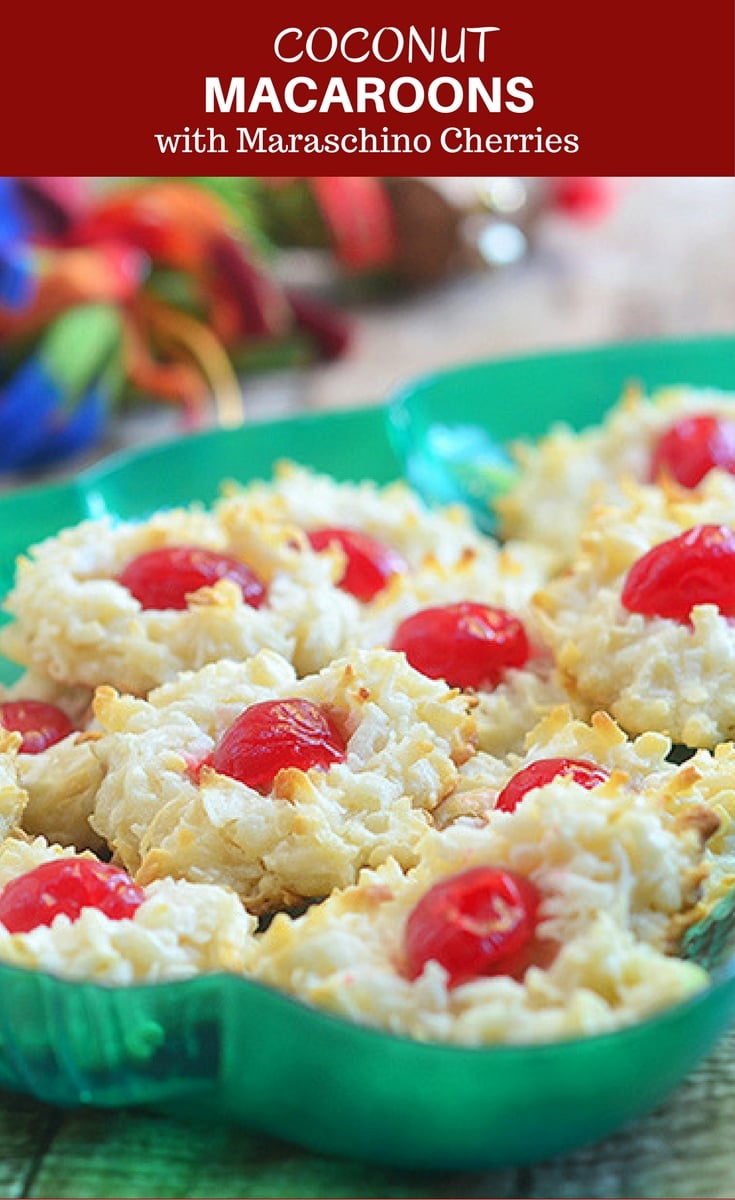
[3,177,735,1197]
[2,1024,735,1197]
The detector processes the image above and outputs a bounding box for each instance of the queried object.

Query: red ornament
[548,177,616,222]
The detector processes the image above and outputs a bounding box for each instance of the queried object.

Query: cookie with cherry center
[435,702,735,914]
[0,460,510,697]
[355,542,565,760]
[251,768,713,1045]
[88,645,477,914]
[214,458,519,675]
[534,471,735,748]
[0,503,297,697]
[496,384,735,571]
[0,834,257,985]
[0,688,104,851]
[435,704,665,828]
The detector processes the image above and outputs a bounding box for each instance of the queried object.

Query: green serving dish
[1,334,735,1170]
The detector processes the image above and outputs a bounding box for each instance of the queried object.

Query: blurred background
[1,175,734,484]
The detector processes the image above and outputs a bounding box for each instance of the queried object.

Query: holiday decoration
[0,178,352,475]
[0,176,618,476]
[252,176,619,289]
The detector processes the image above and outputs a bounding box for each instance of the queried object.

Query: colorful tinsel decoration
[0,176,618,475]
[0,177,354,475]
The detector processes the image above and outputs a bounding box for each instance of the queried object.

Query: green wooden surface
[1,1026,735,1198]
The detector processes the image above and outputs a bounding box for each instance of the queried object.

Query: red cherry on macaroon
[0,700,74,754]
[390,602,529,690]
[621,524,735,624]
[206,698,347,794]
[651,414,735,488]
[495,756,610,813]
[117,546,266,611]
[0,858,145,933]
[307,527,407,601]
[404,866,542,988]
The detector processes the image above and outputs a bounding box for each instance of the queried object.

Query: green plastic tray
[0,334,735,1169]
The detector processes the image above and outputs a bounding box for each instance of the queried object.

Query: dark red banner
[2,0,734,175]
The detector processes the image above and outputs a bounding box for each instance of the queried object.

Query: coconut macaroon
[89,647,477,913]
[0,733,27,842]
[17,732,106,852]
[0,506,296,696]
[357,546,564,759]
[0,835,257,985]
[252,776,713,1045]
[217,459,497,572]
[361,538,552,647]
[0,671,106,851]
[471,669,581,759]
[534,472,735,747]
[434,706,679,828]
[217,460,547,676]
[497,384,735,569]
[0,463,508,695]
